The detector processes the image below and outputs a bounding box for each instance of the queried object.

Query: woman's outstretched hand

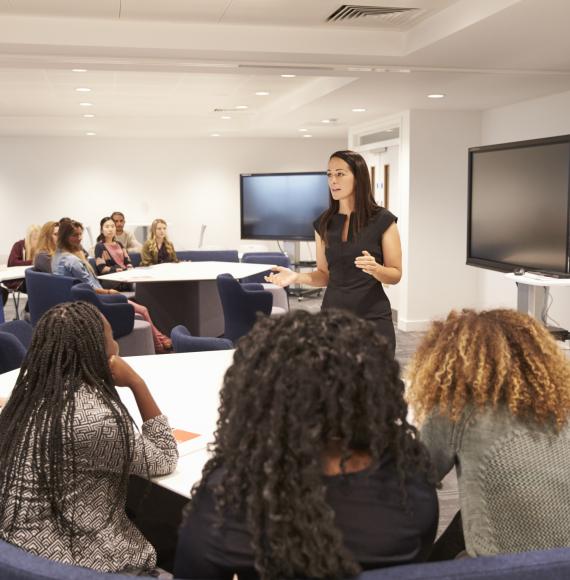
[264,266,298,287]
[354,250,379,276]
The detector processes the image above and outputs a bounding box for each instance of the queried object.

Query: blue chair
[241,252,291,284]
[176,250,239,262]
[128,252,142,268]
[70,284,133,339]
[171,324,233,352]
[216,273,273,343]
[0,321,32,374]
[25,269,79,326]
[0,302,4,324]
[70,284,154,356]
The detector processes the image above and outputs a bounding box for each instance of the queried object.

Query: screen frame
[239,171,330,241]
[466,133,570,274]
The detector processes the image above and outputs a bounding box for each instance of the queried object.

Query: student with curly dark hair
[0,301,178,573]
[407,308,570,558]
[175,309,438,580]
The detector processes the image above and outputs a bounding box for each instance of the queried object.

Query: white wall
[478,89,570,327]
[400,109,482,330]
[0,136,345,262]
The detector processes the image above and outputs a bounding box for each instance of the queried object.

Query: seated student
[94,217,133,275]
[5,224,40,295]
[0,301,178,574]
[33,220,59,273]
[52,219,172,353]
[112,211,142,253]
[407,308,570,558]
[141,219,178,267]
[175,309,438,580]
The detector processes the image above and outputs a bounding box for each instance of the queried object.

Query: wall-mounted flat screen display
[467,135,570,274]
[240,172,330,241]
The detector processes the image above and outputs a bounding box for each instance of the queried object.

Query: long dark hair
[187,309,434,580]
[0,302,135,544]
[317,150,381,244]
[57,218,82,252]
[96,216,115,243]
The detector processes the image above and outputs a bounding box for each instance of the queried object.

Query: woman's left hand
[354,250,379,276]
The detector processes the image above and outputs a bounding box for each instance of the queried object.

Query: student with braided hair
[175,309,438,580]
[0,301,178,573]
[407,309,570,558]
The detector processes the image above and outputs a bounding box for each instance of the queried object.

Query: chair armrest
[100,293,128,304]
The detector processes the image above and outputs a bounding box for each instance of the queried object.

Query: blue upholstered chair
[70,284,154,356]
[25,269,79,326]
[216,273,273,343]
[0,302,4,324]
[170,324,233,352]
[0,320,32,374]
[128,251,141,268]
[176,250,239,262]
[240,252,291,284]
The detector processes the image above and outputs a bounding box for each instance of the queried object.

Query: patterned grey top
[421,404,570,556]
[0,384,178,573]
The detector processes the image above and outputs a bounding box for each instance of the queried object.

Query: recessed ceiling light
[427,93,445,99]
[83,114,95,118]
[211,133,220,137]
[281,74,296,78]
[385,128,393,133]
[352,108,366,113]
[221,115,232,120]
[85,132,96,136]
[235,105,248,110]
[72,68,87,73]
[348,67,372,72]
[298,128,308,132]
[398,69,411,73]
[255,91,270,96]
[321,119,331,124]
[79,102,93,107]
[303,134,312,138]
[75,87,91,92]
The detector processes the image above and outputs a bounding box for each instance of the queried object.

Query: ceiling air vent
[327,5,419,23]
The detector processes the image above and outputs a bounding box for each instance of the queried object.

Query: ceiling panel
[2,0,120,18]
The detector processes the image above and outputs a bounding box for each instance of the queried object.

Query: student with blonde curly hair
[407,308,570,559]
[141,219,178,267]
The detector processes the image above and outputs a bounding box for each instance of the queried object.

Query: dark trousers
[429,511,466,561]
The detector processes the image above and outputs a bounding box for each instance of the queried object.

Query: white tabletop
[0,265,30,283]
[505,272,570,287]
[99,261,274,283]
[0,349,235,498]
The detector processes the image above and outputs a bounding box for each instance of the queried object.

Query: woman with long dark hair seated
[407,309,570,558]
[175,309,438,580]
[0,301,178,573]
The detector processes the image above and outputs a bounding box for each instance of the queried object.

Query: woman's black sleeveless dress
[314,208,397,355]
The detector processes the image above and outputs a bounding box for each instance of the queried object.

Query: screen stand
[282,241,322,301]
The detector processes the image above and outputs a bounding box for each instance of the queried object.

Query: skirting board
[396,318,431,332]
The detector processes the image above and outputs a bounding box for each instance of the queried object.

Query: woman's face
[68,227,83,250]
[327,157,355,202]
[102,219,116,241]
[155,222,167,240]
[51,225,59,246]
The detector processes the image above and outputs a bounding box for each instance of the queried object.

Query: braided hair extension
[188,309,435,580]
[0,302,135,547]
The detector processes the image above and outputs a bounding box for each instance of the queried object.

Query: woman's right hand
[264,266,298,287]
[108,355,145,391]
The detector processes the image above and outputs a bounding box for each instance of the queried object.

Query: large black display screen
[467,136,570,273]
[240,172,330,241]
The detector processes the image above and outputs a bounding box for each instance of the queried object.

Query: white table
[0,265,31,283]
[0,349,235,498]
[99,261,273,337]
[506,272,570,318]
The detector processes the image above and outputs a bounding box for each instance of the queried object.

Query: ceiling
[0,0,569,138]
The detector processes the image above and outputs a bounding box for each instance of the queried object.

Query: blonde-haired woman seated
[33,220,59,273]
[407,309,570,559]
[141,219,178,267]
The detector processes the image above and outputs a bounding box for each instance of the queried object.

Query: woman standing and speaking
[267,150,402,355]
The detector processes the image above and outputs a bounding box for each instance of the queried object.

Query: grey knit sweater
[421,404,570,556]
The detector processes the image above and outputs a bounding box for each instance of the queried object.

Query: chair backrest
[170,324,233,352]
[0,538,134,579]
[0,331,27,374]
[240,252,291,283]
[177,250,239,263]
[0,303,4,324]
[216,273,273,342]
[25,269,79,326]
[0,320,33,349]
[70,284,135,339]
[357,547,570,580]
[128,252,141,268]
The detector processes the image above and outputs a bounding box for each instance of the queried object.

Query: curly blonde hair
[407,309,570,429]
